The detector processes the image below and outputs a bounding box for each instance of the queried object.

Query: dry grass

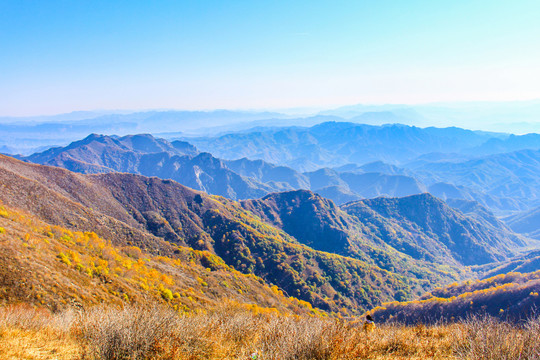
[2,303,540,359]
[453,315,540,359]
[0,305,80,360]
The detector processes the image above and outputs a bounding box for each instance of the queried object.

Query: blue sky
[1,0,540,116]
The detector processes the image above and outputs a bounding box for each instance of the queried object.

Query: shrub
[160,288,173,301]
[77,305,179,360]
[453,315,540,359]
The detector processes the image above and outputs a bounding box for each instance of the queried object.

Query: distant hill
[0,109,290,155]
[187,122,496,169]
[313,186,362,205]
[224,157,309,189]
[320,100,540,134]
[427,182,526,214]
[369,271,540,324]
[478,250,540,278]
[464,133,540,156]
[504,206,540,240]
[26,134,283,200]
[411,148,540,211]
[184,122,540,213]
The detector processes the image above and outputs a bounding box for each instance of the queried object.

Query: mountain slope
[369,271,540,324]
[1,154,446,314]
[504,206,540,240]
[465,133,540,156]
[242,191,522,268]
[0,202,312,314]
[343,194,525,266]
[224,157,309,189]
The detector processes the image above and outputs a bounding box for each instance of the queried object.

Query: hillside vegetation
[343,194,525,265]
[2,153,533,314]
[0,203,313,315]
[370,271,540,324]
[1,154,472,314]
[244,191,523,267]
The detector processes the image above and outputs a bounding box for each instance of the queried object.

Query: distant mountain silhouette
[25,128,540,214]
[464,133,540,156]
[411,148,540,211]
[187,122,496,168]
[504,206,540,240]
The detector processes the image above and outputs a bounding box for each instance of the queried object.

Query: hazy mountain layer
[186,122,497,169]
[410,148,540,211]
[26,134,285,200]
[23,128,540,217]
[23,133,438,205]
[183,122,540,213]
[504,206,540,240]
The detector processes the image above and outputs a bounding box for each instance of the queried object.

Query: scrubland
[1,303,540,360]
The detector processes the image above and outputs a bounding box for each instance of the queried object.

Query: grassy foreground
[1,304,540,360]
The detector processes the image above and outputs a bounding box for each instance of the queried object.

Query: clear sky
[1,0,540,116]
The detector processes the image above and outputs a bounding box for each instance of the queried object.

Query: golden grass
[0,327,79,360]
[0,305,80,360]
[1,303,540,360]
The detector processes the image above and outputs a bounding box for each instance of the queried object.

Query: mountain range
[185,122,500,170]
[2,153,530,314]
[182,122,540,216]
[24,127,540,219]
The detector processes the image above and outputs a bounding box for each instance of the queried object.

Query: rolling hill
[369,271,540,324]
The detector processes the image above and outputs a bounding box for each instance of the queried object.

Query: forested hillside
[370,271,540,323]
[2,154,469,314]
